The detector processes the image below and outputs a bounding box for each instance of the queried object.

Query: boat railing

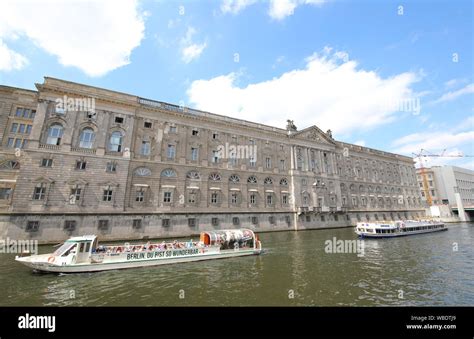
[94,241,204,255]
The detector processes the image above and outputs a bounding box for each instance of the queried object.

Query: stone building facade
[0,78,424,243]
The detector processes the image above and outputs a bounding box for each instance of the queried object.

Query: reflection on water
[0,223,473,306]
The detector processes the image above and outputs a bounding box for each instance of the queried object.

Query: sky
[0,0,472,169]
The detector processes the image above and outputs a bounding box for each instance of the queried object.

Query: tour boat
[15,229,263,273]
[355,220,447,238]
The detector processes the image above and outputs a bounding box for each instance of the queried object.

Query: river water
[1,223,472,306]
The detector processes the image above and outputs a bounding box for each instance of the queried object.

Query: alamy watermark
[0,237,38,255]
[216,142,258,161]
[55,95,95,113]
[324,237,365,257]
[379,97,421,115]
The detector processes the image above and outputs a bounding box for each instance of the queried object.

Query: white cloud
[392,131,474,155]
[444,78,467,88]
[354,140,366,147]
[220,0,326,19]
[0,0,146,76]
[180,27,207,63]
[187,48,420,135]
[0,39,28,71]
[221,0,257,14]
[268,0,326,20]
[431,83,474,104]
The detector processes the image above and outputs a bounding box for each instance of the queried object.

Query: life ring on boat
[47,256,55,263]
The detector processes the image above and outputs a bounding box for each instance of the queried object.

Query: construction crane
[412,149,473,206]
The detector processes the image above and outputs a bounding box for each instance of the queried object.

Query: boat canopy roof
[66,235,97,242]
[200,229,255,246]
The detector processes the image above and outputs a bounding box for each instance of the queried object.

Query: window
[133,219,142,229]
[10,123,18,133]
[19,124,25,134]
[306,215,311,222]
[269,216,276,225]
[163,192,172,203]
[264,177,273,185]
[192,129,199,136]
[161,169,176,177]
[209,173,221,181]
[134,167,151,176]
[26,221,39,232]
[115,116,124,124]
[64,220,76,231]
[141,141,150,156]
[211,192,218,204]
[231,193,238,204]
[70,187,81,204]
[279,159,286,170]
[167,144,176,159]
[108,131,123,152]
[169,126,177,133]
[247,176,257,184]
[162,219,170,227]
[188,218,196,227]
[46,124,63,145]
[250,194,256,204]
[33,184,47,200]
[229,174,240,183]
[106,162,117,173]
[265,157,271,169]
[212,150,219,163]
[30,110,36,119]
[303,195,308,205]
[280,178,288,186]
[266,194,273,205]
[7,138,14,148]
[232,217,240,226]
[103,189,113,202]
[26,125,32,134]
[40,158,52,167]
[321,215,325,222]
[186,170,200,180]
[191,147,199,161]
[212,132,218,140]
[188,192,197,204]
[15,108,23,117]
[249,156,256,167]
[14,139,22,149]
[0,188,12,200]
[79,128,95,148]
[98,220,109,230]
[144,121,152,128]
[285,215,291,225]
[302,179,307,186]
[251,217,258,225]
[75,160,87,170]
[211,218,219,227]
[136,189,145,202]
[282,194,288,205]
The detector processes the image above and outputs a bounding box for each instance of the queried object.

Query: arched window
[247,176,258,184]
[186,170,200,180]
[229,174,240,183]
[264,177,273,185]
[280,178,288,186]
[108,131,123,152]
[208,173,221,181]
[161,169,176,177]
[79,128,95,149]
[46,123,63,145]
[134,167,151,176]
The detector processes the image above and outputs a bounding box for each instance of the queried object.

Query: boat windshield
[53,242,76,256]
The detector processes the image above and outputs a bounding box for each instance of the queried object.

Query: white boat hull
[17,248,262,273]
[356,226,447,238]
